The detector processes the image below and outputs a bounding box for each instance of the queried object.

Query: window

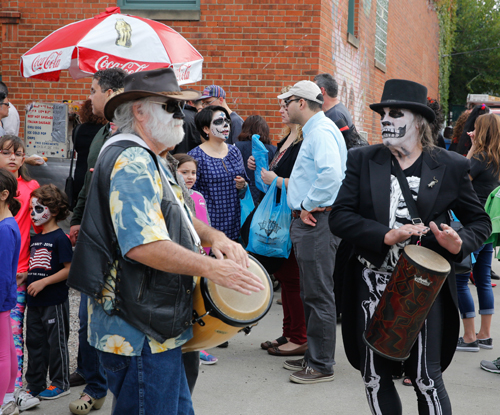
[347,0,360,48]
[374,0,388,69]
[117,0,200,20]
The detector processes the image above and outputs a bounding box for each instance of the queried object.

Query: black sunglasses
[151,100,185,113]
[283,98,301,107]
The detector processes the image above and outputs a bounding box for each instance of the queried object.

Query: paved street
[24,261,500,415]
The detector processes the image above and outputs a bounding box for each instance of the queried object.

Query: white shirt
[2,103,20,135]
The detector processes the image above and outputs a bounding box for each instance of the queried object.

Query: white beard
[145,105,185,148]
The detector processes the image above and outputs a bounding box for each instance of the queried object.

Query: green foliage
[436,0,457,116]
[449,0,500,106]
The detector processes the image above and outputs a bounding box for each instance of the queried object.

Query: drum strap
[391,156,423,226]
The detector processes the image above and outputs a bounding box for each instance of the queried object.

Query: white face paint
[31,197,52,226]
[380,108,419,157]
[210,112,230,141]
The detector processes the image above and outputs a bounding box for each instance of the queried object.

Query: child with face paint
[173,153,218,365]
[0,169,24,415]
[25,184,73,400]
[0,135,41,400]
[190,106,249,242]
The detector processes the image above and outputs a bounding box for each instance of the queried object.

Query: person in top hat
[329,79,491,414]
[200,85,244,144]
[67,68,265,415]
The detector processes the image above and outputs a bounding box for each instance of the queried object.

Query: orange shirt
[15,177,41,273]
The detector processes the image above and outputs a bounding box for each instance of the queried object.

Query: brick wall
[0,0,439,143]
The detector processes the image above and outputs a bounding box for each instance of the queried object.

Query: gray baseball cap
[277,80,324,104]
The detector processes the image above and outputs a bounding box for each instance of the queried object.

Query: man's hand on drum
[384,224,430,246]
[210,231,250,269]
[429,221,463,255]
[206,259,265,295]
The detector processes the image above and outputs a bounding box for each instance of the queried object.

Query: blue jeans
[456,243,495,319]
[77,293,108,399]
[98,340,193,415]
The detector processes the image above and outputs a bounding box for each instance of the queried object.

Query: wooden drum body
[363,245,451,361]
[182,255,272,353]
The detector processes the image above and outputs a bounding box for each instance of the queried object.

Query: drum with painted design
[363,245,451,361]
[182,255,272,353]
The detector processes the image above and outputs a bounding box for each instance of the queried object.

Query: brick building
[0,0,439,143]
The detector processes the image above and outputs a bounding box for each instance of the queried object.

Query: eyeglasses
[212,117,230,126]
[150,100,185,114]
[283,98,301,107]
[1,150,24,158]
[0,102,9,107]
[202,98,218,108]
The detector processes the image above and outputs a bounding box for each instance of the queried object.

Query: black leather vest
[67,139,195,343]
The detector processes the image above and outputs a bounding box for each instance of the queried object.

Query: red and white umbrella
[20,7,203,85]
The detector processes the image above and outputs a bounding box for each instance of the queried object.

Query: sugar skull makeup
[31,197,52,226]
[380,108,418,156]
[210,112,230,140]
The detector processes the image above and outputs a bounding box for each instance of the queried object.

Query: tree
[448,0,500,106]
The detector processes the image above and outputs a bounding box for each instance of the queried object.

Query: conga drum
[363,245,451,361]
[182,255,273,353]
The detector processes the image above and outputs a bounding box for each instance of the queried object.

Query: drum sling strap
[391,156,423,227]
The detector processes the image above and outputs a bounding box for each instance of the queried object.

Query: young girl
[0,169,22,415]
[26,184,72,399]
[0,135,41,405]
[174,153,218,365]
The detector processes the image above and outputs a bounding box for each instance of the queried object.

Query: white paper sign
[25,103,69,158]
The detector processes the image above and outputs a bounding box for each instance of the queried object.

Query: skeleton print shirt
[359,154,423,272]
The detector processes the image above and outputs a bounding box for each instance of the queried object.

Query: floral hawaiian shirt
[87,146,193,356]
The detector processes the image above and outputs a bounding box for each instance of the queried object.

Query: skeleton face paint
[380,108,419,156]
[31,197,52,226]
[210,112,230,141]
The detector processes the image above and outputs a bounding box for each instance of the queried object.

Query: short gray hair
[112,97,160,134]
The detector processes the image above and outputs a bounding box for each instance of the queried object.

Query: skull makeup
[380,108,419,156]
[210,112,231,141]
[31,197,52,226]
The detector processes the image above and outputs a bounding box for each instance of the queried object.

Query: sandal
[261,336,288,350]
[402,376,413,387]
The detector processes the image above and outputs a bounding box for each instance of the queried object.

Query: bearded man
[67,68,264,415]
[329,79,491,415]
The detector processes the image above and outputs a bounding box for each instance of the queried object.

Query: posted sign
[25,103,69,158]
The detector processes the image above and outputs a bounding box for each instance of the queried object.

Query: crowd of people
[0,69,499,415]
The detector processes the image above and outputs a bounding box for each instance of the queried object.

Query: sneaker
[283,358,307,371]
[38,385,70,400]
[289,366,335,384]
[199,350,218,365]
[491,270,500,280]
[456,337,479,352]
[24,390,42,398]
[69,393,106,415]
[480,357,500,374]
[14,389,40,411]
[0,401,19,415]
[477,337,493,349]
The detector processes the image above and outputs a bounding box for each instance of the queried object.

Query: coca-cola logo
[175,64,191,82]
[94,55,149,74]
[31,51,63,72]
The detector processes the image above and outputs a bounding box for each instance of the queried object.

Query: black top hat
[369,79,435,123]
[104,68,201,121]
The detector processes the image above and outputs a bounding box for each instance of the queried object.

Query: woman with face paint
[189,106,249,242]
[330,80,491,415]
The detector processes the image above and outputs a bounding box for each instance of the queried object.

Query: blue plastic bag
[252,134,269,193]
[240,185,255,227]
[246,177,292,258]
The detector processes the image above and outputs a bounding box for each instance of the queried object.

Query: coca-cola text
[31,51,63,72]
[94,55,150,74]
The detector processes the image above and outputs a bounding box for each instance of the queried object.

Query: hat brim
[104,89,201,121]
[277,91,294,100]
[370,101,435,123]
